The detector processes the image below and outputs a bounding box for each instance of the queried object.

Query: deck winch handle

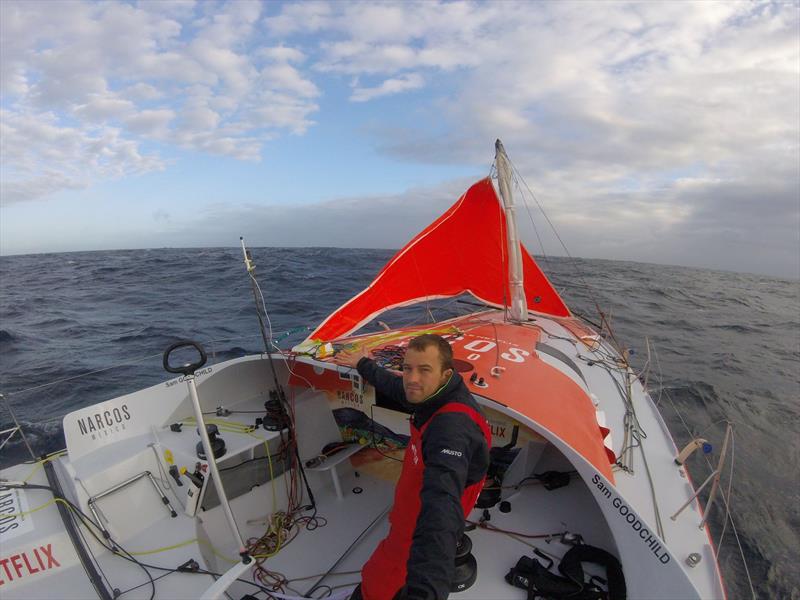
[163,340,207,375]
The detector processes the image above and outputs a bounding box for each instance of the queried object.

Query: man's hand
[332,344,370,368]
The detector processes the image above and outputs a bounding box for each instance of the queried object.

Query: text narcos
[592,474,671,565]
[0,544,60,585]
[0,496,18,536]
[77,405,131,439]
[461,340,530,363]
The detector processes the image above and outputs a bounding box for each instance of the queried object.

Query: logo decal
[76,405,131,439]
[0,543,61,586]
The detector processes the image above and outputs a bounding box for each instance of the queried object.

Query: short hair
[407,334,453,371]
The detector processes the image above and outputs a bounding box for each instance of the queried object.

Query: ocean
[0,248,797,599]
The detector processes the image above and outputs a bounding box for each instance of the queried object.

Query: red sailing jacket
[356,359,491,600]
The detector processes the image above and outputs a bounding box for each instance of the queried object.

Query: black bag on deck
[505,544,626,600]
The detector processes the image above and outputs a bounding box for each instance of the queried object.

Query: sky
[1,0,798,279]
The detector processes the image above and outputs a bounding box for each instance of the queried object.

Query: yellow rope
[0,498,57,518]
[182,417,258,434]
[127,538,198,556]
[1,492,242,566]
[344,325,462,351]
[243,436,284,559]
[22,450,68,482]
[198,539,238,564]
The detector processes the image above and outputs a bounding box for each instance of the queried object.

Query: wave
[709,323,765,334]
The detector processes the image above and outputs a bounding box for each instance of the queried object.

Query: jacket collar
[410,372,465,428]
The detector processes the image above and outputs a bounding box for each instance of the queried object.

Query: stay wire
[511,169,551,274]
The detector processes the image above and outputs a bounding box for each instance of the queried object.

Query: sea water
[1,248,797,598]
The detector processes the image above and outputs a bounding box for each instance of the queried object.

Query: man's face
[402,345,451,404]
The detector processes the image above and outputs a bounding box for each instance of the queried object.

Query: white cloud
[125,109,176,136]
[262,0,799,276]
[123,82,162,101]
[0,0,320,202]
[0,110,163,204]
[73,93,136,122]
[264,1,333,36]
[351,73,424,102]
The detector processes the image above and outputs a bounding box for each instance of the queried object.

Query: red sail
[309,178,570,342]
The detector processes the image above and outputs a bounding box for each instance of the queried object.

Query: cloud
[262,1,796,276]
[0,0,320,202]
[122,169,797,279]
[135,177,476,250]
[125,109,176,136]
[350,73,424,102]
[0,109,164,204]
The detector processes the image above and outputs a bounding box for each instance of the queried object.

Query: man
[334,334,491,600]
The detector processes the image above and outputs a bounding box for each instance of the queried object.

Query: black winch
[196,423,226,460]
[451,533,478,593]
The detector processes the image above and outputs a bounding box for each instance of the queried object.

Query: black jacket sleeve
[404,412,486,600]
[356,357,407,406]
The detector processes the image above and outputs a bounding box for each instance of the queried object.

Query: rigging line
[504,156,584,279]
[716,430,734,559]
[2,332,273,398]
[636,425,665,540]
[304,506,392,597]
[506,155,615,332]
[249,275,317,391]
[60,491,116,597]
[718,499,756,599]
[694,418,742,439]
[116,571,176,598]
[408,251,434,324]
[382,294,468,331]
[651,341,666,408]
[4,352,162,396]
[512,168,551,274]
[249,272,286,402]
[658,398,753,596]
[660,388,695,441]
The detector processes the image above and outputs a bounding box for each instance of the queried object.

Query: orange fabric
[449,321,615,481]
[309,178,570,342]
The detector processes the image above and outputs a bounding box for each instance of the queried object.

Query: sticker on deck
[0,534,74,589]
[0,488,34,542]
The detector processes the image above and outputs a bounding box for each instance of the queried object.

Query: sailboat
[0,141,727,599]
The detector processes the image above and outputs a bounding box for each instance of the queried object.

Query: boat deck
[1,431,616,599]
